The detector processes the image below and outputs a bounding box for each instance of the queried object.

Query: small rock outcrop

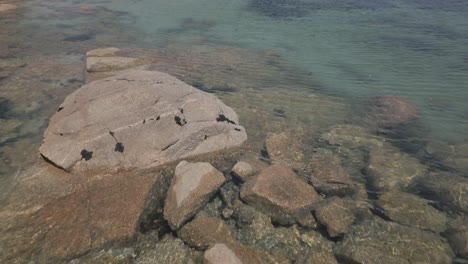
[204,243,277,264]
[364,95,420,129]
[315,197,355,237]
[240,164,320,225]
[39,70,247,172]
[334,218,454,264]
[265,132,304,168]
[164,161,226,230]
[376,192,447,233]
[231,161,256,182]
[178,215,234,249]
[308,155,355,197]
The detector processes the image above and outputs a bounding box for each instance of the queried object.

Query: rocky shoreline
[0,40,467,263]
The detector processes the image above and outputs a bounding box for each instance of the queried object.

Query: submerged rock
[364,145,426,191]
[315,197,355,237]
[265,132,304,168]
[334,218,454,264]
[164,161,226,230]
[86,47,120,57]
[414,171,468,214]
[308,155,355,197]
[320,124,387,148]
[240,164,320,225]
[231,161,256,182]
[177,215,234,249]
[0,4,17,13]
[39,70,247,172]
[423,141,468,174]
[135,236,196,264]
[376,191,447,233]
[204,243,279,264]
[445,215,468,259]
[364,95,420,129]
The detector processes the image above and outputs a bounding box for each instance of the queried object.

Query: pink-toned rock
[265,132,304,167]
[164,161,226,230]
[0,4,17,13]
[39,70,247,172]
[231,161,256,182]
[365,96,419,128]
[178,215,235,249]
[86,47,120,57]
[308,155,355,197]
[240,164,320,225]
[204,243,278,264]
[314,197,354,237]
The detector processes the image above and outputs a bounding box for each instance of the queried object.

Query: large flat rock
[39,70,247,172]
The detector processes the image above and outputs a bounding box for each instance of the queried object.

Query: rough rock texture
[0,4,17,13]
[86,56,144,72]
[445,215,468,259]
[178,215,234,249]
[423,141,468,174]
[265,132,304,167]
[364,96,420,128]
[39,70,247,172]
[296,251,338,264]
[414,171,468,214]
[240,164,320,225]
[204,243,279,264]
[376,192,447,233]
[334,218,454,264]
[320,125,387,148]
[364,145,426,191]
[315,197,354,237]
[86,47,120,57]
[164,161,226,230]
[69,248,135,264]
[308,155,355,197]
[231,161,256,182]
[135,236,196,264]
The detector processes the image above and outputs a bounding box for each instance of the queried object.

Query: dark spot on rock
[234,128,241,131]
[204,135,208,139]
[80,149,93,161]
[174,116,186,126]
[0,97,12,119]
[59,133,63,136]
[109,131,115,137]
[143,119,146,124]
[156,116,160,120]
[57,106,64,112]
[114,142,124,153]
[273,108,286,118]
[180,108,184,114]
[216,114,236,125]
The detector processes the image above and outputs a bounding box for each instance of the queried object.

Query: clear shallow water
[1,0,468,262]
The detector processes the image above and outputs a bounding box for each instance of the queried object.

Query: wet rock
[376,191,447,233]
[0,4,17,13]
[219,181,240,207]
[296,250,338,264]
[364,145,426,191]
[231,161,256,182]
[68,248,135,264]
[334,218,454,264]
[265,132,304,168]
[40,70,247,172]
[135,236,196,264]
[315,197,355,237]
[86,47,120,57]
[240,164,320,225]
[414,171,468,214]
[364,96,420,129]
[233,203,258,227]
[204,243,278,264]
[164,161,226,230]
[178,215,234,249]
[320,125,387,148]
[445,215,468,259]
[307,155,355,197]
[86,56,145,72]
[423,141,468,174]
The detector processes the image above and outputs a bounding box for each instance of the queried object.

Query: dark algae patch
[216,114,236,125]
[80,149,93,161]
[114,142,124,153]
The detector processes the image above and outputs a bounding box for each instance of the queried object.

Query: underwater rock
[376,191,447,233]
[307,155,356,197]
[364,95,420,129]
[240,164,320,225]
[231,161,256,182]
[135,236,196,264]
[315,197,355,237]
[320,124,387,148]
[86,56,146,72]
[423,141,468,174]
[177,215,234,249]
[364,145,426,191]
[414,171,468,214]
[296,250,338,264]
[39,70,247,172]
[164,161,226,230]
[265,132,304,168]
[445,215,468,259]
[334,218,454,264]
[86,47,120,57]
[0,4,17,13]
[68,248,135,264]
[204,243,279,264]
